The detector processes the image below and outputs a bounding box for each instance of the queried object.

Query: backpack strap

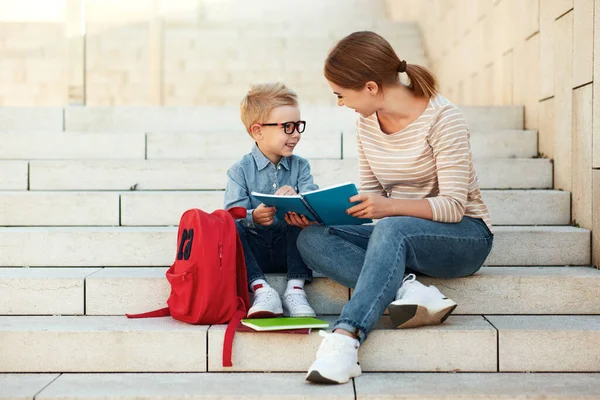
[222,297,247,367]
[234,234,251,310]
[126,307,170,319]
[220,207,251,367]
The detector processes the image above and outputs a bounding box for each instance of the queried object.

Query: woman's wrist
[387,198,433,220]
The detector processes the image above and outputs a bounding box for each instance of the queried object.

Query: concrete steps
[0,105,523,133]
[0,226,589,267]
[0,314,599,372]
[16,158,551,191]
[0,129,538,160]
[5,372,600,399]
[2,267,599,316]
[0,189,569,226]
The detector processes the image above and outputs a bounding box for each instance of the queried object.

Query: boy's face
[251,105,303,161]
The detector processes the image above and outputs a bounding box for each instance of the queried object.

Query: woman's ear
[365,81,379,96]
[250,124,263,140]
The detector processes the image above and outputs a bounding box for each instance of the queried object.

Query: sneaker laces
[316,331,357,358]
[395,273,418,300]
[284,290,308,307]
[254,287,277,304]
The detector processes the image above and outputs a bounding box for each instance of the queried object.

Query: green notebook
[241,317,329,332]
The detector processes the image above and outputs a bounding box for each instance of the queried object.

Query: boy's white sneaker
[388,274,457,329]
[282,288,316,317]
[247,286,283,318]
[306,331,361,384]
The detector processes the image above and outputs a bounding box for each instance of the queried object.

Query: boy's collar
[251,143,291,171]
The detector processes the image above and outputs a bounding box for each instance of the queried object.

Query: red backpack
[127,207,250,367]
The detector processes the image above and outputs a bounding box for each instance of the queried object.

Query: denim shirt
[224,143,319,228]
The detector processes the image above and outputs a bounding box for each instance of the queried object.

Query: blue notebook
[251,182,373,226]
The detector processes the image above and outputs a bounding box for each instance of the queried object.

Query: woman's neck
[376,85,431,134]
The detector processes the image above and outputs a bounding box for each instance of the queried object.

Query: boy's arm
[297,159,318,193]
[224,168,256,228]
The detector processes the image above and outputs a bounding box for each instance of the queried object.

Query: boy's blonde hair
[240,82,298,135]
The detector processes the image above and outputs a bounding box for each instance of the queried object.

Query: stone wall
[0,0,422,106]
[387,0,599,267]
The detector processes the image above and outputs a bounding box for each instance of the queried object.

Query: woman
[288,31,493,384]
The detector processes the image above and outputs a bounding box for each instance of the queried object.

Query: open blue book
[251,182,372,226]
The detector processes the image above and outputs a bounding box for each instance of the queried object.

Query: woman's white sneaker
[306,331,361,384]
[388,274,457,329]
[247,286,283,318]
[282,288,316,317]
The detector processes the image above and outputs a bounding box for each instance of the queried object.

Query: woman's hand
[252,203,276,226]
[275,185,297,196]
[347,193,392,220]
[284,212,318,228]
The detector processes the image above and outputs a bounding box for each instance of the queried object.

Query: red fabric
[126,307,170,318]
[126,207,250,367]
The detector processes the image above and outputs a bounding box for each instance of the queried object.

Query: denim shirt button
[272,183,277,188]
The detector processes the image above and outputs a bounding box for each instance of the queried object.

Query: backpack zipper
[219,242,223,269]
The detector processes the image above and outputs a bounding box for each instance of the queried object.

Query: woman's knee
[371,217,412,241]
[297,224,326,255]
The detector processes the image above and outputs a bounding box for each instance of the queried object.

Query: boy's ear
[250,123,263,140]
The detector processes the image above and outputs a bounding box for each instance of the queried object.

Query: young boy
[224,82,318,318]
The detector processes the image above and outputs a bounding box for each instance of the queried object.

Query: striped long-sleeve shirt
[357,94,492,231]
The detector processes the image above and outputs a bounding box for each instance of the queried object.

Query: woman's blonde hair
[240,82,298,134]
[324,31,438,98]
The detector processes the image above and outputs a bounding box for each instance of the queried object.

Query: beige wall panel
[501,50,514,105]
[0,22,67,106]
[593,171,600,268]
[553,12,574,192]
[572,84,593,229]
[520,0,541,39]
[551,0,575,18]
[593,0,600,168]
[573,0,594,88]
[512,42,527,108]
[524,34,541,130]
[481,15,495,68]
[477,0,495,21]
[538,97,556,160]
[85,1,151,106]
[539,0,556,99]
[384,0,422,21]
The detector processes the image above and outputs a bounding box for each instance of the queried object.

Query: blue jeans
[296,216,493,343]
[236,221,313,286]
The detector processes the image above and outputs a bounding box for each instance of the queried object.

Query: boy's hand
[275,185,297,196]
[253,204,276,226]
[284,212,318,228]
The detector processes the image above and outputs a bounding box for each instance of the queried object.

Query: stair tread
[4,372,600,400]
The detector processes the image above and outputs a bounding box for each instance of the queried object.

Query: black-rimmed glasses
[259,120,306,134]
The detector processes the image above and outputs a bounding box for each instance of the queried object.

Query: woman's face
[327,80,380,118]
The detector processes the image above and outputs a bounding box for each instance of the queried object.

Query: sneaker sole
[305,365,361,384]
[283,311,317,318]
[246,311,283,319]
[305,371,341,384]
[388,299,457,329]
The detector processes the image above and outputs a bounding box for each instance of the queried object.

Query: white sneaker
[388,274,457,329]
[306,331,362,384]
[282,288,316,317]
[247,286,283,318]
